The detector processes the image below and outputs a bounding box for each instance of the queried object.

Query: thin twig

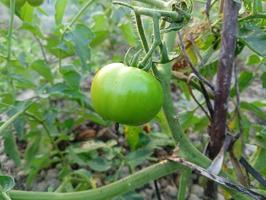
[233,63,243,136]
[188,33,203,65]
[205,0,212,18]
[177,31,215,91]
[154,180,162,200]
[168,156,266,200]
[187,74,212,121]
[229,151,249,186]
[34,36,48,63]
[240,157,266,188]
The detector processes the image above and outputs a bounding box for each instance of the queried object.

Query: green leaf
[24,132,42,167]
[180,111,200,130]
[252,148,266,176]
[45,31,75,58]
[119,23,137,47]
[239,24,266,57]
[90,13,109,47]
[126,148,153,168]
[87,157,112,172]
[21,22,44,39]
[255,126,266,149]
[0,105,28,136]
[240,101,266,121]
[246,54,261,65]
[3,132,21,165]
[0,176,15,192]
[230,71,254,96]
[19,2,34,22]
[124,126,141,150]
[55,0,68,25]
[31,60,53,83]
[60,65,81,89]
[66,24,93,70]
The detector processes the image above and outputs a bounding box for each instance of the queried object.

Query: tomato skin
[2,0,26,7]
[91,63,163,126]
[26,0,44,6]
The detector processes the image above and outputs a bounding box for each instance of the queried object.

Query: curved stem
[133,0,167,9]
[9,161,184,200]
[5,0,16,91]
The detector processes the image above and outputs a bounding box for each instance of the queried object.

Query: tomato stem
[9,161,185,200]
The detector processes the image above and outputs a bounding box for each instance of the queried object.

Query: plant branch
[177,31,215,91]
[9,161,185,200]
[132,0,167,9]
[208,0,241,159]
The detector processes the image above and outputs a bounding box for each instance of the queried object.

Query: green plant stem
[239,13,266,21]
[177,169,191,200]
[66,0,96,32]
[5,0,16,91]
[9,161,185,200]
[135,13,149,53]
[59,0,96,69]
[25,112,67,166]
[156,32,210,167]
[0,107,28,135]
[114,2,182,22]
[133,0,167,9]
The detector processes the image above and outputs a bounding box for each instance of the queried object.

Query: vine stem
[65,0,96,33]
[5,0,16,91]
[132,0,167,9]
[59,0,96,69]
[9,161,185,200]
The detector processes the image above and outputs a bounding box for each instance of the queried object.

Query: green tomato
[1,0,26,7]
[26,0,44,6]
[90,63,163,126]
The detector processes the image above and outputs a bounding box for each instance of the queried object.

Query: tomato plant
[0,0,266,200]
[91,63,163,126]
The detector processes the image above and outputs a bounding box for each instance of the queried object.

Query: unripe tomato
[26,0,44,6]
[2,0,26,7]
[90,63,163,126]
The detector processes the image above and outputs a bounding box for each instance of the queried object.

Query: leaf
[124,126,141,150]
[179,111,200,130]
[19,2,34,22]
[230,71,254,97]
[60,65,81,89]
[90,13,109,47]
[0,105,28,136]
[24,132,42,167]
[3,132,21,165]
[55,0,68,25]
[254,126,266,149]
[66,24,94,70]
[21,22,44,39]
[45,31,75,58]
[126,148,153,168]
[119,23,137,47]
[31,60,53,83]
[240,101,266,121]
[246,54,261,65]
[87,157,112,172]
[0,176,15,192]
[252,148,266,176]
[239,24,266,57]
